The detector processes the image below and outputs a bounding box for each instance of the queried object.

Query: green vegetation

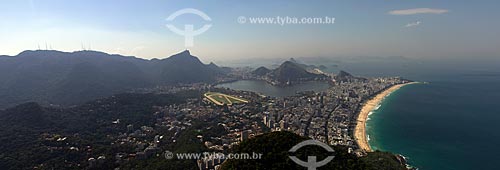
[121,116,228,170]
[221,131,407,170]
[0,90,407,170]
[0,90,201,170]
[0,50,225,109]
[121,125,208,170]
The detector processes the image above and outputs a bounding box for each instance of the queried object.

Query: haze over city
[1,0,500,63]
[2,1,500,170]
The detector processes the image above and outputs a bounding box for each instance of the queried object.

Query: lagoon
[216,80,330,97]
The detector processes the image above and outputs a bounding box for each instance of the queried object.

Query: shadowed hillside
[0,50,225,108]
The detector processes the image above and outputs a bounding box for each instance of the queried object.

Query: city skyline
[1,1,499,170]
[1,0,499,62]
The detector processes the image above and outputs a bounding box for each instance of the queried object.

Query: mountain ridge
[266,61,328,85]
[0,50,225,108]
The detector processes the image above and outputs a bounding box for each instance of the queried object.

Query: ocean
[366,74,500,170]
[217,60,500,169]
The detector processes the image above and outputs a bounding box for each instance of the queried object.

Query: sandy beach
[354,82,417,152]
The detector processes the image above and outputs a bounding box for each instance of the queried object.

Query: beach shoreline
[354,82,417,152]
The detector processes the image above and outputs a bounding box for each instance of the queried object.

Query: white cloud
[389,8,449,15]
[405,21,422,28]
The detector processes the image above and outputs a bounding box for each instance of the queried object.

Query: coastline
[354,82,417,152]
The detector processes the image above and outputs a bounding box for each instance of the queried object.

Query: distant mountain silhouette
[252,66,271,76]
[334,70,367,83]
[338,70,353,78]
[0,50,225,108]
[289,57,299,63]
[154,50,223,83]
[267,61,327,85]
[288,58,327,71]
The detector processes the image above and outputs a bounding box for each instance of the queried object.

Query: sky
[0,0,499,62]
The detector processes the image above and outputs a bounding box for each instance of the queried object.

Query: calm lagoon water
[218,74,500,170]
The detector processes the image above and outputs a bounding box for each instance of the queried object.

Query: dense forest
[0,90,408,170]
[221,131,408,170]
[0,91,200,169]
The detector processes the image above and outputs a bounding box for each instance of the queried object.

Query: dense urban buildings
[104,73,409,169]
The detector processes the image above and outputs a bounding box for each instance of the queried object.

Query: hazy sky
[1,0,499,62]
